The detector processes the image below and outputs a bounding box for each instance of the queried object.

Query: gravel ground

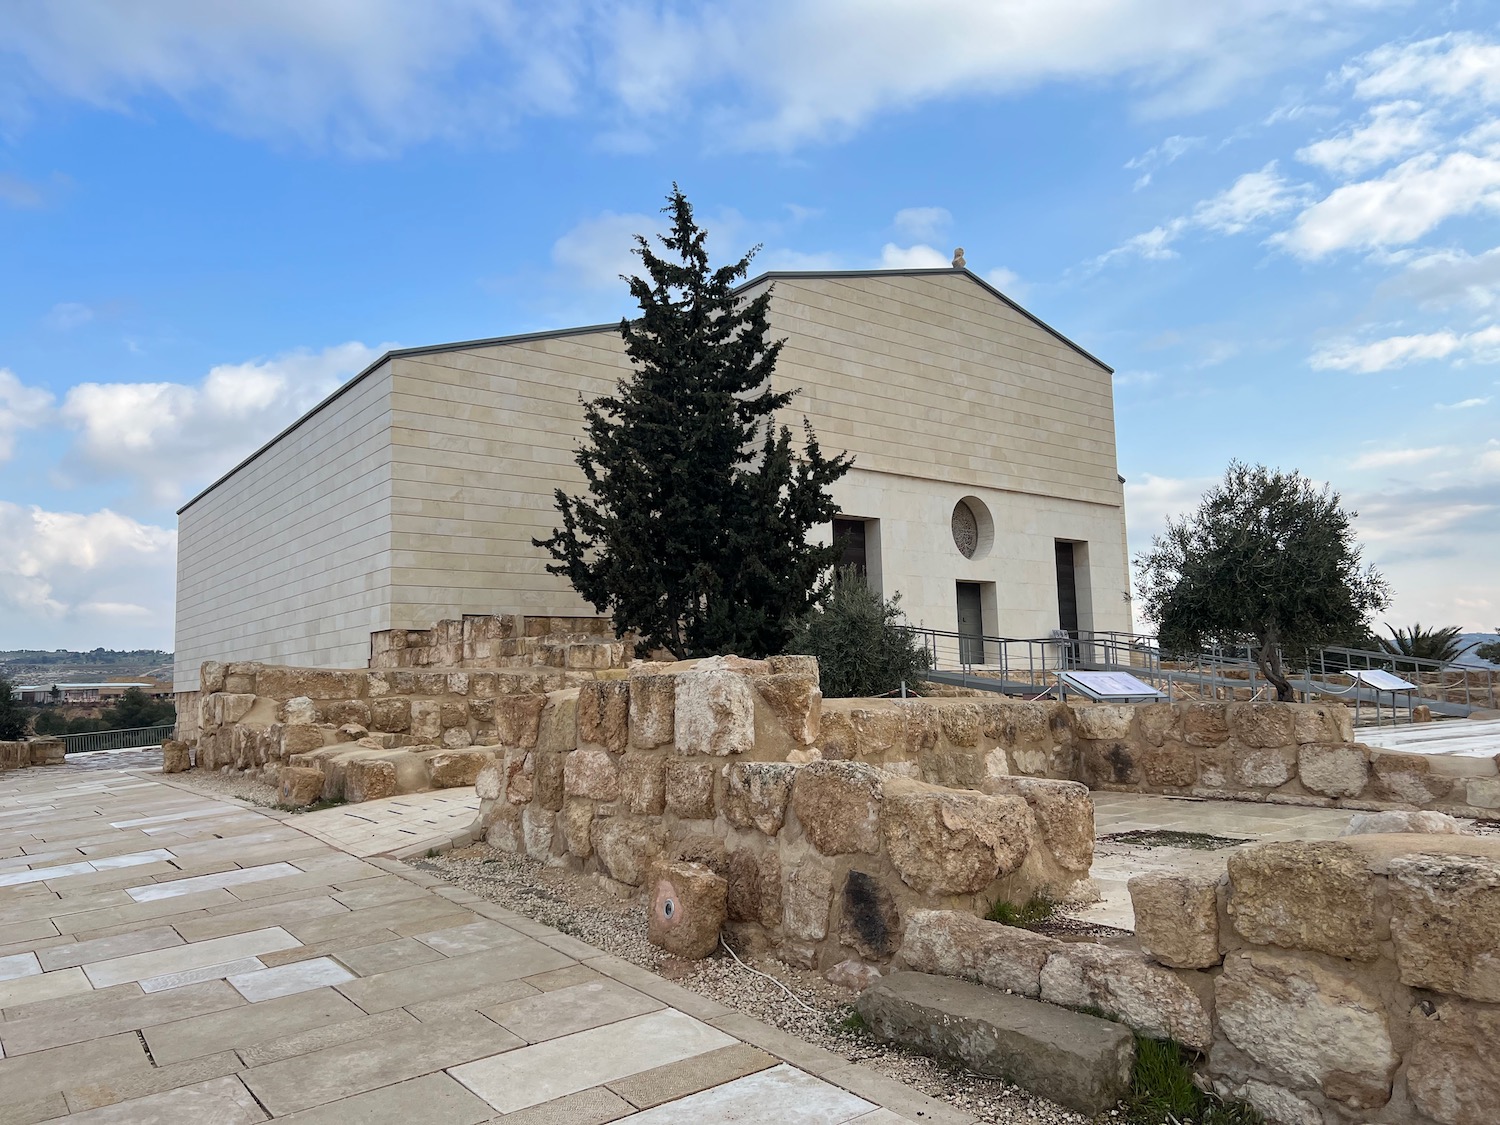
[162,767,284,807]
[415,844,1106,1125]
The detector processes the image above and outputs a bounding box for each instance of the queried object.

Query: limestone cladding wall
[903,835,1500,1124]
[174,362,398,691]
[819,696,1500,819]
[369,613,627,672]
[473,655,1090,970]
[177,270,1128,683]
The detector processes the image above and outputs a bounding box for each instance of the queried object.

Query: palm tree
[1375,623,1476,664]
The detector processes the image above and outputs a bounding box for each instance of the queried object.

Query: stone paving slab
[0,762,946,1122]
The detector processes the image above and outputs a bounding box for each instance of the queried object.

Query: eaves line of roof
[178,267,1112,515]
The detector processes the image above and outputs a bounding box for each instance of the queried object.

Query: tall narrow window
[833,518,867,576]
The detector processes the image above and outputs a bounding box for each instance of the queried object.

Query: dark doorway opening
[833,518,867,576]
[956,581,984,665]
[1055,541,1080,665]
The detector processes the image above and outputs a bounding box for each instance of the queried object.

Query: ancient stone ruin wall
[898,832,1500,1124]
[821,696,1500,819]
[474,656,1093,970]
[0,738,64,770]
[369,613,628,672]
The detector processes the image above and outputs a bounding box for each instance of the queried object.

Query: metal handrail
[58,724,176,755]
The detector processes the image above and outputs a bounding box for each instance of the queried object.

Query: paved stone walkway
[0,764,951,1124]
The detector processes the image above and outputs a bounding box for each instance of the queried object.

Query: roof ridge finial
[952,247,966,269]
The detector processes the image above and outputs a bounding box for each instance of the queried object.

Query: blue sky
[2,1,1499,649]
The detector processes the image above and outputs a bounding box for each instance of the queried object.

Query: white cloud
[59,341,385,505]
[551,211,660,291]
[0,368,53,461]
[892,207,951,241]
[878,243,951,270]
[1279,152,1500,259]
[1349,446,1451,470]
[0,502,176,648]
[1350,34,1500,107]
[1098,162,1308,265]
[1311,325,1500,373]
[1126,135,1203,187]
[0,1,1411,153]
[44,301,94,330]
[1296,101,1435,177]
[1393,245,1500,312]
[1436,396,1491,410]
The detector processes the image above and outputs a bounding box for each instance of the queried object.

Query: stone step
[855,970,1135,1116]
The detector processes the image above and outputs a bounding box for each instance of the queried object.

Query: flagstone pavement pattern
[0,760,960,1123]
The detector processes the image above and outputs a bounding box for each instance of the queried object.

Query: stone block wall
[475,656,1092,971]
[819,696,1500,819]
[900,834,1500,1124]
[0,738,64,770]
[369,613,628,672]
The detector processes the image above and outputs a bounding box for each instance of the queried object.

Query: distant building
[175,267,1132,692]
[10,682,165,704]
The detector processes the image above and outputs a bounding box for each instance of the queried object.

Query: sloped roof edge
[178,267,1110,514]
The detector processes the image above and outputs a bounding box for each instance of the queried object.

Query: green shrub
[984,895,1056,928]
[788,566,930,698]
[1126,1036,1264,1124]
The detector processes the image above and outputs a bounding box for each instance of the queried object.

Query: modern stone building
[175,267,1130,691]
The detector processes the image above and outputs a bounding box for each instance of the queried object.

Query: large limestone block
[1226,841,1380,960]
[1139,742,1198,789]
[649,862,727,960]
[937,703,981,747]
[838,870,901,959]
[423,749,491,789]
[857,972,1134,1118]
[533,750,566,811]
[1229,702,1296,748]
[1292,705,1344,745]
[564,748,621,801]
[675,667,755,756]
[221,693,257,725]
[850,706,903,758]
[200,661,226,694]
[726,846,781,927]
[1388,852,1500,1002]
[754,673,821,745]
[896,909,1059,998]
[475,760,504,801]
[900,702,940,757]
[160,739,192,773]
[881,782,1035,895]
[782,856,835,941]
[344,758,398,804]
[1129,871,1221,969]
[629,674,675,748]
[368,698,410,733]
[1298,743,1369,798]
[767,653,819,682]
[1180,703,1230,747]
[536,690,579,753]
[1405,999,1500,1125]
[619,752,667,815]
[1080,741,1140,788]
[495,694,547,749]
[1341,809,1461,835]
[282,697,317,725]
[1040,944,1212,1049]
[1215,949,1398,1111]
[591,817,666,886]
[521,806,556,860]
[559,800,593,858]
[1372,752,1454,804]
[1069,704,1134,741]
[255,667,366,701]
[1233,745,1294,789]
[664,759,716,819]
[28,737,64,766]
[1136,704,1176,747]
[817,709,857,761]
[277,766,325,808]
[790,761,882,855]
[985,778,1093,874]
[578,680,629,752]
[410,701,441,742]
[721,762,797,835]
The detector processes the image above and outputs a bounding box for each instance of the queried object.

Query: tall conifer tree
[536,187,852,658]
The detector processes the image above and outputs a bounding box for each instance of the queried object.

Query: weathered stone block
[1139,741,1197,789]
[425,749,490,789]
[559,800,592,858]
[857,972,1134,1117]
[533,749,565,811]
[564,748,620,801]
[881,781,1035,896]
[1070,704,1134,741]
[850,706,902,758]
[721,762,797,835]
[619,752,666,815]
[200,661,226,694]
[521,805,556,860]
[1388,852,1500,1002]
[1227,841,1379,960]
[1129,871,1221,969]
[1136,704,1176,747]
[591,817,666,886]
[537,691,579,754]
[255,667,365,700]
[900,702,940,757]
[896,909,1058,998]
[791,760,882,855]
[1372,752,1454,804]
[1405,998,1500,1125]
[628,674,675,749]
[502,746,532,806]
[782,857,835,941]
[409,701,441,742]
[938,703,981,747]
[664,759,716,820]
[1080,741,1139,788]
[495,694,547,748]
[1298,743,1368,798]
[1341,809,1460,835]
[1233,745,1294,789]
[767,654,819,681]
[817,709,857,761]
[755,673,821,745]
[368,698,410,733]
[282,697,317,725]
[649,862,727,960]
[475,761,504,801]
[578,679,629,752]
[1229,702,1295,748]
[1180,703,1230,747]
[160,739,191,773]
[671,833,728,876]
[985,778,1093,874]
[837,870,901,959]
[675,667,754,756]
[1040,943,1212,1050]
[726,846,781,928]
[344,758,398,804]
[1215,949,1397,1110]
[277,766,324,807]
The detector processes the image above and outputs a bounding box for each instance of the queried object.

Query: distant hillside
[1457,633,1500,668]
[0,649,174,684]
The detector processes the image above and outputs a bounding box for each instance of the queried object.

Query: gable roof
[179,268,1110,514]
